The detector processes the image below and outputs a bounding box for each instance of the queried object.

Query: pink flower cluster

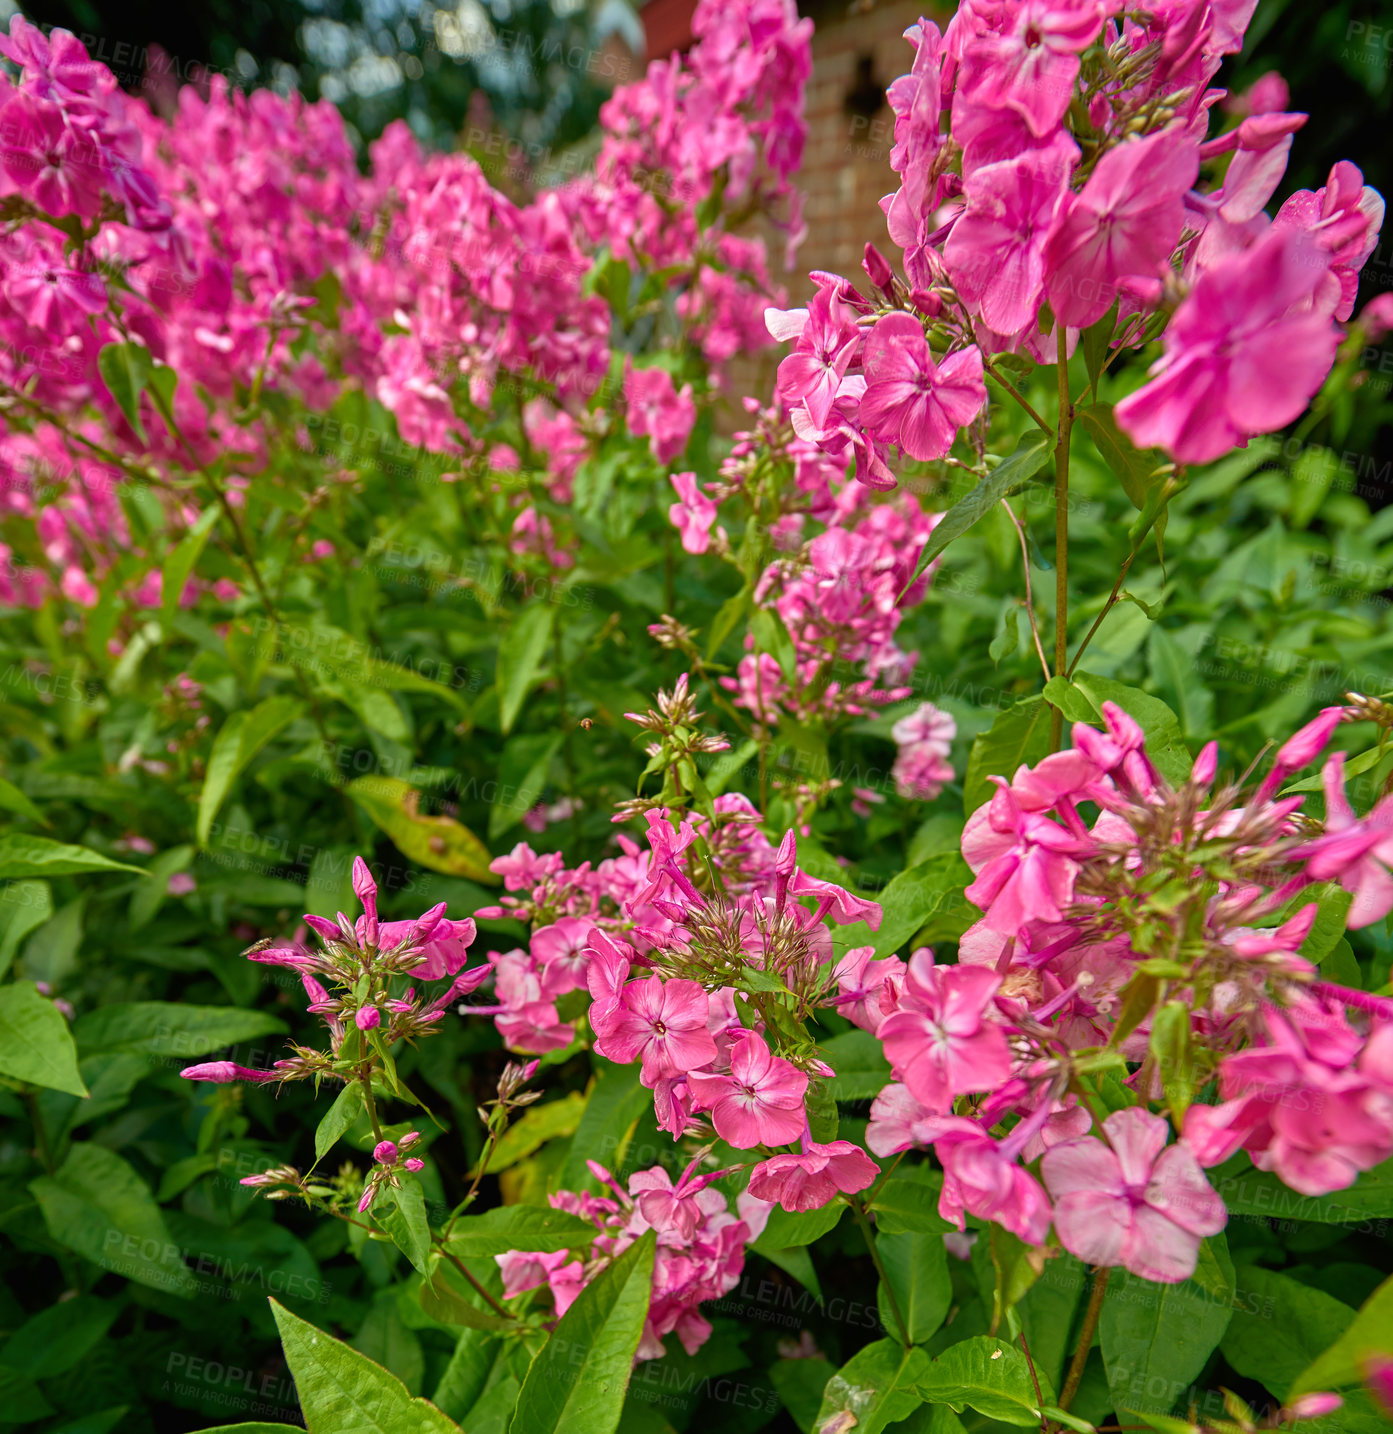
[500,1156,751,1359]
[180,858,488,1086]
[769,4,1385,482]
[854,700,1393,1281]
[890,700,957,799]
[0,0,809,606]
[724,498,942,725]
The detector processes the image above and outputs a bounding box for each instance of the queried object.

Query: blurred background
[5,0,1391,473]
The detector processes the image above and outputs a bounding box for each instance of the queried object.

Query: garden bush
[1,2,1393,1433]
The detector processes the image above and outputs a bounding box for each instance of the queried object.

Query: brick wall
[794,0,932,299]
[637,0,941,420]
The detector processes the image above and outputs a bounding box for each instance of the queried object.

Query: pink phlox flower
[687,1031,809,1148]
[866,1081,944,1156]
[859,313,987,462]
[669,470,720,554]
[1291,752,1393,928]
[629,1153,735,1240]
[1274,160,1384,321]
[942,137,1078,337]
[962,782,1091,934]
[921,1114,1053,1245]
[1043,127,1198,328]
[180,1061,280,1083]
[496,1248,575,1300]
[1115,225,1343,465]
[624,360,697,465]
[747,1139,878,1212]
[957,0,1104,138]
[787,868,883,929]
[773,287,863,431]
[1041,1107,1226,1282]
[831,946,907,1033]
[877,948,1013,1110]
[594,974,717,1085]
[530,916,593,997]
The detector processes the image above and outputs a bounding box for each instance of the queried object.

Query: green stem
[849,1195,910,1347]
[441,1246,514,1320]
[360,1066,384,1144]
[1051,325,1074,752]
[1057,1266,1110,1418]
[982,354,1055,437]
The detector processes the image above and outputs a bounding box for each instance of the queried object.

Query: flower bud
[373,1140,398,1164]
[403,1157,424,1172]
[355,1006,381,1031]
[862,242,893,293]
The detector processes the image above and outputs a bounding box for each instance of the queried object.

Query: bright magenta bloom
[876,950,1011,1112]
[943,139,1076,337]
[747,1140,878,1212]
[1044,128,1197,327]
[859,314,986,462]
[688,1031,808,1149]
[1041,1108,1226,1283]
[593,974,717,1085]
[1115,226,1342,464]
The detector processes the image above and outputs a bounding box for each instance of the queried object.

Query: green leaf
[705,585,750,659]
[187,1426,304,1433]
[0,880,51,980]
[871,1172,951,1236]
[0,1294,117,1378]
[128,844,194,932]
[559,1062,649,1190]
[770,1356,837,1433]
[1147,627,1212,742]
[161,507,221,630]
[877,1230,951,1344]
[73,1001,286,1058]
[30,1142,198,1296]
[0,835,143,880]
[815,1339,928,1434]
[1221,1265,1355,1401]
[446,1205,599,1259]
[752,607,799,684]
[346,775,495,882]
[0,777,46,826]
[316,1083,365,1162]
[0,1369,54,1424]
[269,1298,458,1434]
[825,1028,893,1100]
[963,695,1052,816]
[1213,1157,1393,1222]
[97,342,153,441]
[831,853,973,961]
[375,1177,432,1277]
[753,1200,846,1252]
[484,1090,587,1173]
[1078,403,1160,510]
[1290,443,1338,529]
[1100,1236,1234,1422]
[0,980,88,1096]
[903,430,1053,594]
[197,696,303,845]
[508,1229,655,1434]
[916,1335,1056,1426]
[490,732,563,842]
[419,1270,513,1331]
[1081,304,1119,392]
[1292,1271,1393,1395]
[497,604,556,735]
[1149,1000,1193,1121]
